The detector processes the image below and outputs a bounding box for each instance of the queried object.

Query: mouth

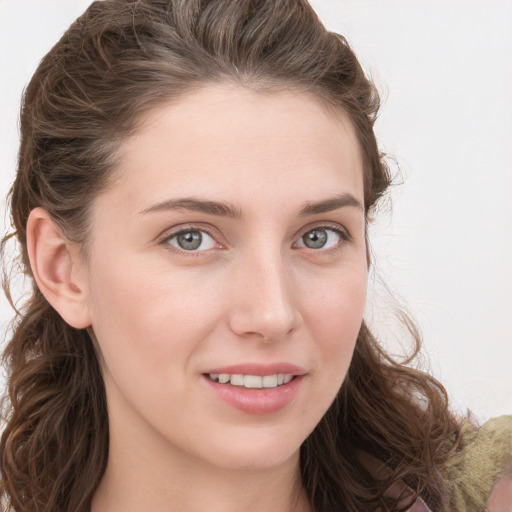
[201,363,306,413]
[205,373,295,389]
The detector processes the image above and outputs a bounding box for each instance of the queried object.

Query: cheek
[85,261,223,436]
[291,264,366,435]
[86,253,237,398]
[299,263,367,381]
[86,257,212,378]
[301,266,367,338]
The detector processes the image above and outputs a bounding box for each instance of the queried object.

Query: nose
[227,251,301,342]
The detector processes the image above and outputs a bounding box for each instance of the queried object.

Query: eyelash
[293,224,351,250]
[159,223,351,255]
[160,224,223,256]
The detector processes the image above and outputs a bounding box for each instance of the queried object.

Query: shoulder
[443,415,512,512]
[486,471,512,512]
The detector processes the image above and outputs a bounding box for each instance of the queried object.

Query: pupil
[303,229,327,249]
[178,231,202,250]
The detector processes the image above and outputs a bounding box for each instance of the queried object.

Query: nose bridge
[228,244,299,341]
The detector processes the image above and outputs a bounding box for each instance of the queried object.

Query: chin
[196,425,307,472]
[214,449,300,473]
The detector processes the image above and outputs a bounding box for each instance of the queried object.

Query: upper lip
[204,363,306,376]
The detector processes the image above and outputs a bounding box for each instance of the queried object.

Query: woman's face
[81,84,367,471]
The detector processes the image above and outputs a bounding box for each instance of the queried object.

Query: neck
[91,412,311,512]
[92,446,309,512]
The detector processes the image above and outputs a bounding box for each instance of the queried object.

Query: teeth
[262,375,278,388]
[244,375,262,388]
[208,373,295,389]
[230,374,244,386]
[218,373,230,384]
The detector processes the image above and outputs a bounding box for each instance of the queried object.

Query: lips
[202,363,306,414]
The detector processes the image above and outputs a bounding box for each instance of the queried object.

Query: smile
[207,373,294,389]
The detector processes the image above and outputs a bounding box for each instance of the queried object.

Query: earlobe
[26,207,92,329]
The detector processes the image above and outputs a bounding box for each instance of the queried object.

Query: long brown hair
[1,1,462,511]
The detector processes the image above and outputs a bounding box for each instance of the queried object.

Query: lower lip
[203,375,304,414]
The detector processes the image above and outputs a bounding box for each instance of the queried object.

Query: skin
[28,84,368,512]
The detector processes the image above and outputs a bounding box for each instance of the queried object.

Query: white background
[1,0,511,423]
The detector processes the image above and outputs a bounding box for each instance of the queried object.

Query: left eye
[296,227,342,250]
[166,229,217,252]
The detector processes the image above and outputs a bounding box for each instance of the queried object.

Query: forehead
[107,84,364,212]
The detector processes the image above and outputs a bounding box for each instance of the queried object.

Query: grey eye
[302,229,327,249]
[298,228,342,250]
[167,230,216,251]
[177,231,202,250]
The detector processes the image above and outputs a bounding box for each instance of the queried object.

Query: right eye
[165,229,218,252]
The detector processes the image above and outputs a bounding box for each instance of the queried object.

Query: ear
[26,207,92,329]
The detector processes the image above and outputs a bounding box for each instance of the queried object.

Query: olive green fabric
[443,415,512,511]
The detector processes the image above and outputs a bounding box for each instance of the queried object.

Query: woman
[0,1,510,511]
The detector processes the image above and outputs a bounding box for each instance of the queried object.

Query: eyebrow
[139,198,244,219]
[299,193,364,216]
[138,193,363,219]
